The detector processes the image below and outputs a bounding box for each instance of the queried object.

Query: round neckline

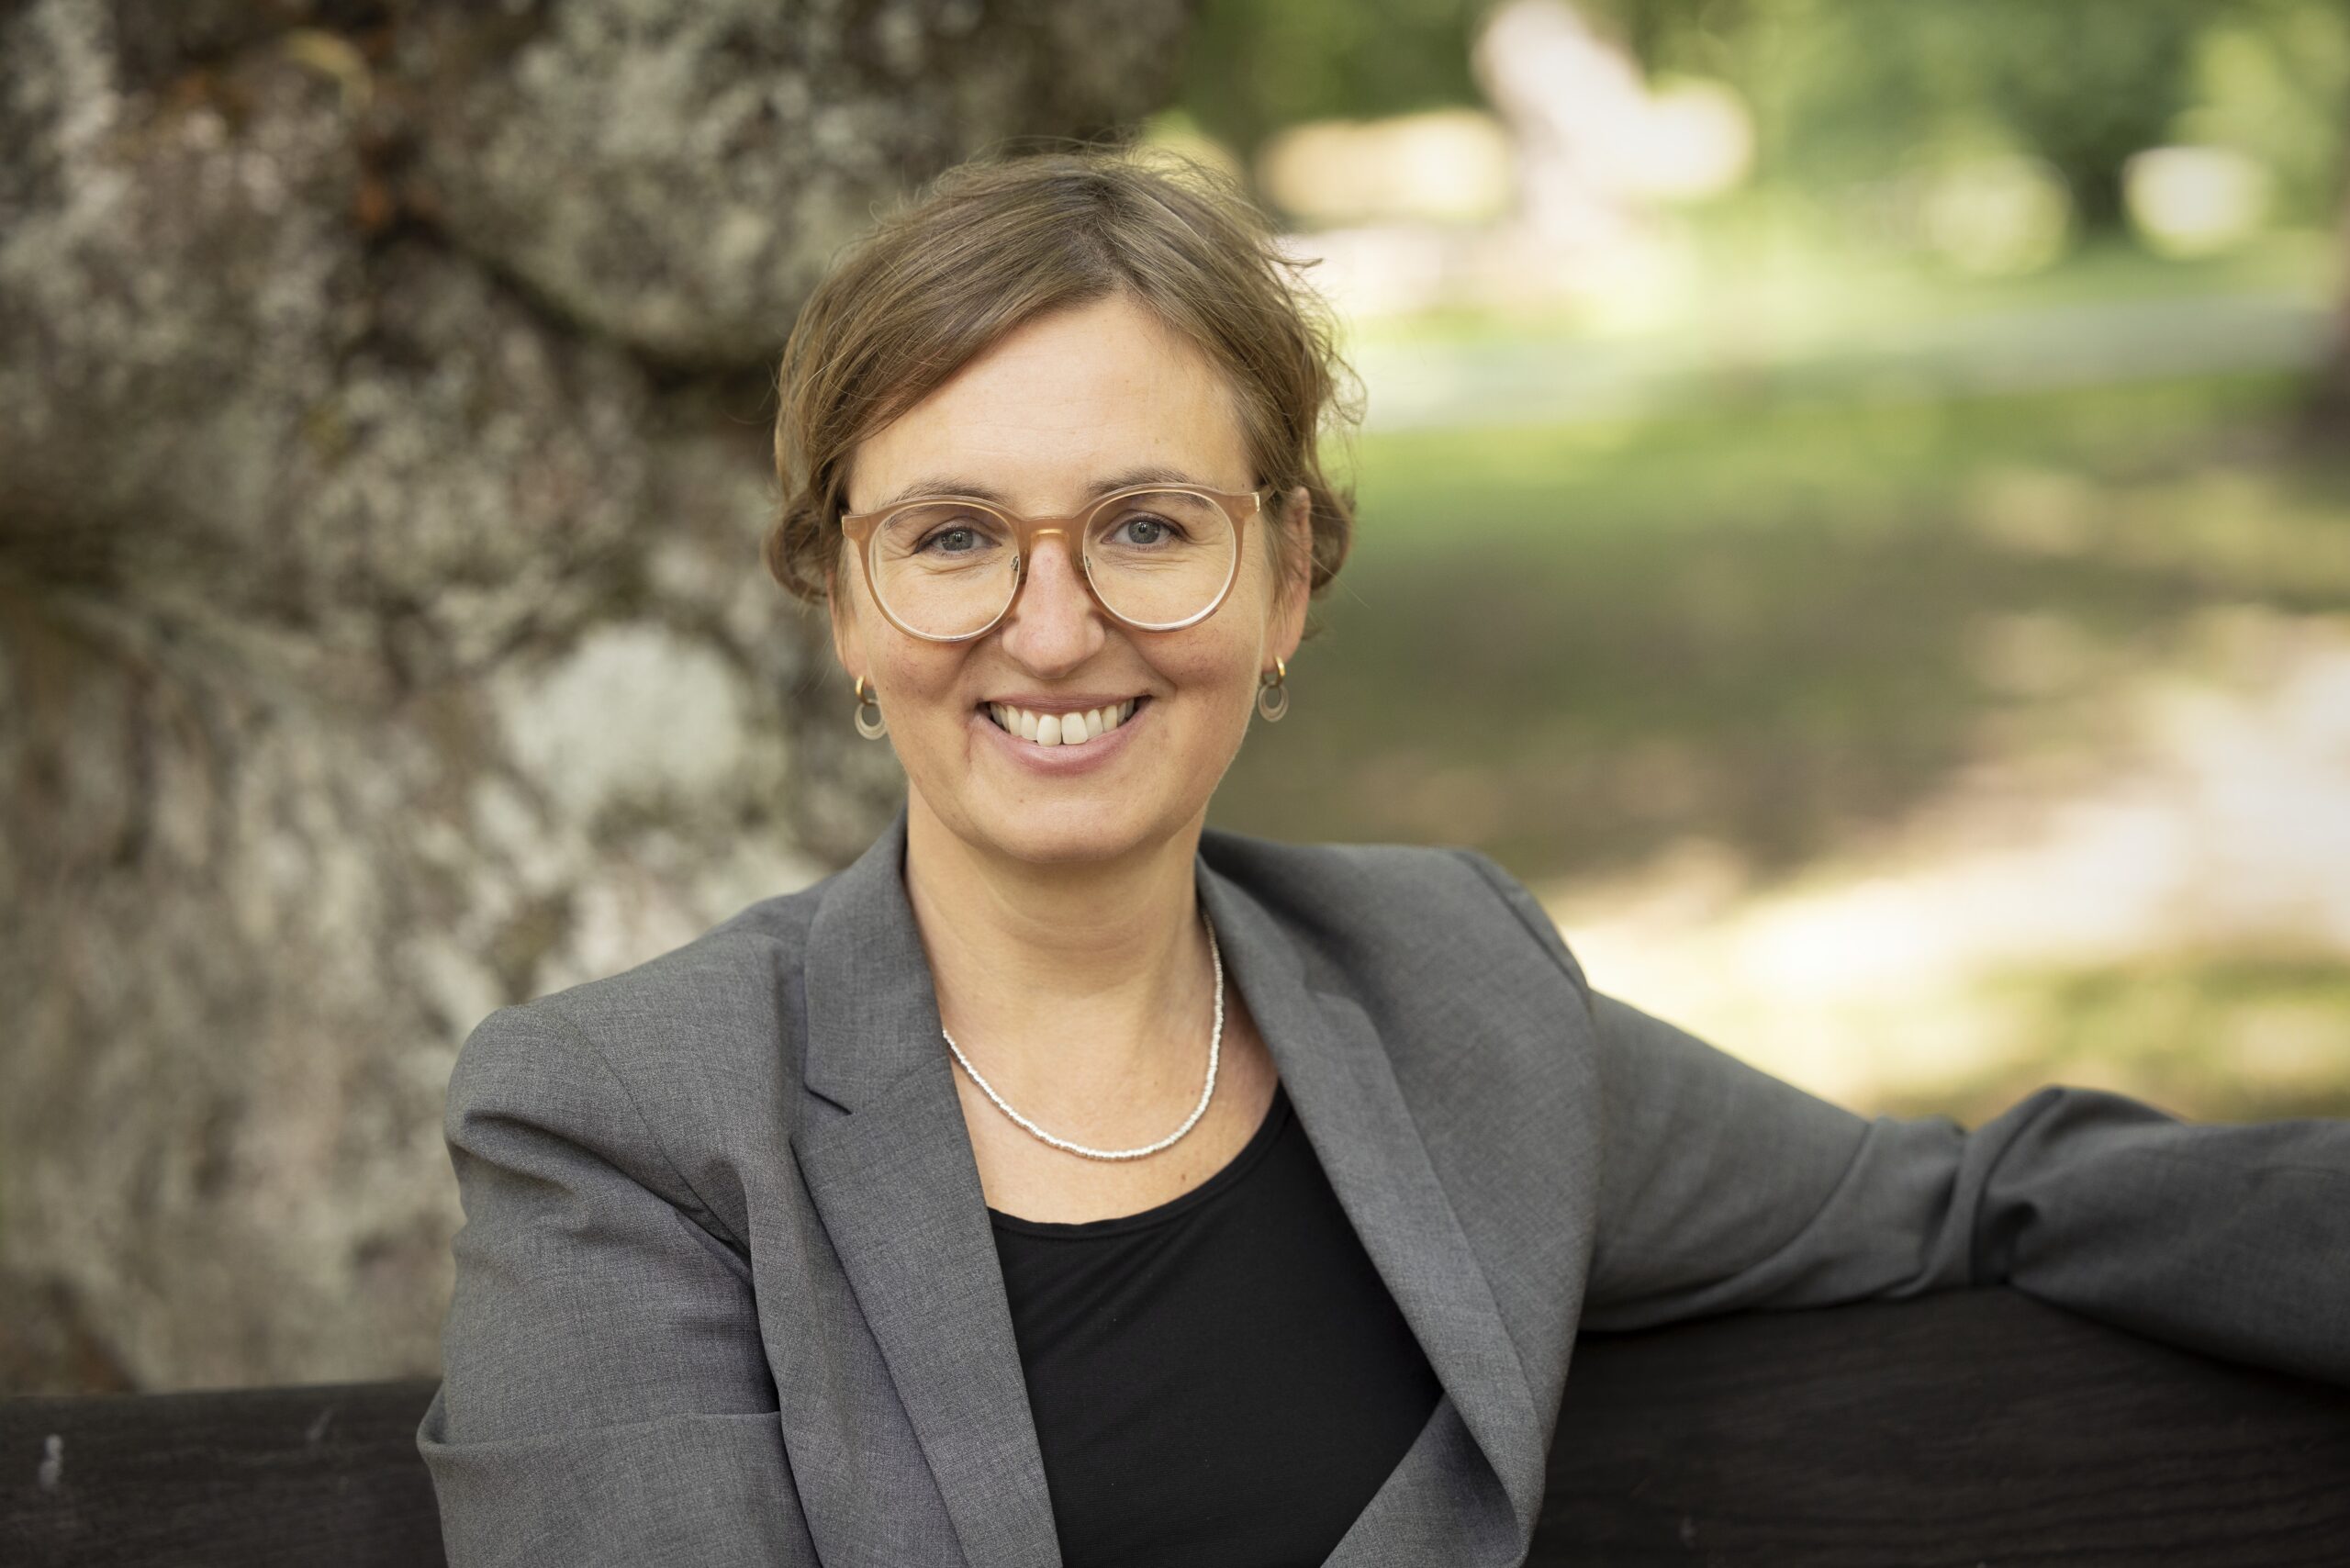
[987,1081,1292,1240]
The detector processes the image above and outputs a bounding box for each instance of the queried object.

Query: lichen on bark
[0,0,1189,1394]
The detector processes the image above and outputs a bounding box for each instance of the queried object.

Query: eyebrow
[867,465,1221,513]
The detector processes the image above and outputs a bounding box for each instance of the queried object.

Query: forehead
[848,293,1251,510]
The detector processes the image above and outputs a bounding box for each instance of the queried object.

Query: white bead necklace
[940,912,1223,1162]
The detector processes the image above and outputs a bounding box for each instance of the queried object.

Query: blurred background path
[1353,285,2331,431]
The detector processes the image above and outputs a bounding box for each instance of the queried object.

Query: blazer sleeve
[1450,847,2350,1388]
[416,1002,820,1567]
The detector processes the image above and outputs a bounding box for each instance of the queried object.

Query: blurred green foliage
[2178,1,2350,218]
[1180,0,2350,1119]
[1180,0,2350,230]
[1210,362,2350,876]
[1180,0,1486,163]
[1709,0,2209,229]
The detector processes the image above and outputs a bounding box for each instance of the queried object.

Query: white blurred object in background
[1258,108,1514,228]
[1267,0,1751,323]
[1473,0,1750,244]
[2126,145,2273,258]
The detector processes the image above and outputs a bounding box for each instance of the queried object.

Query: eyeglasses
[838,482,1269,643]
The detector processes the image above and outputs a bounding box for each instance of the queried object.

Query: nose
[995,528,1109,666]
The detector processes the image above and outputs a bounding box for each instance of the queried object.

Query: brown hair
[762,141,1360,637]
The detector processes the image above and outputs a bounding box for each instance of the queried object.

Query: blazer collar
[793,801,1545,1567]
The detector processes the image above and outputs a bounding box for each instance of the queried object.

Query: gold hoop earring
[1256,657,1289,722]
[853,675,889,739]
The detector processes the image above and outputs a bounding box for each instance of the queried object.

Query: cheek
[867,635,967,714]
[901,655,968,703]
[1165,639,1259,686]
[1155,631,1265,713]
[1172,577,1282,691]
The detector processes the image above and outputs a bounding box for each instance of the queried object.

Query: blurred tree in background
[1697,0,2210,231]
[1181,0,1485,163]
[1184,0,2350,235]
[0,0,1190,1396]
[1178,0,2350,1140]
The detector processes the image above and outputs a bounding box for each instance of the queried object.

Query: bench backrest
[7,1288,2346,1566]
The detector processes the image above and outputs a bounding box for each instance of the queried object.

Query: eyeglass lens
[869,490,1237,637]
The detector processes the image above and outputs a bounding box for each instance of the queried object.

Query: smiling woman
[833,296,1299,857]
[417,146,2350,1568]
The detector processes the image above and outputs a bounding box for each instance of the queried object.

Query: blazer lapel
[794,806,1062,1568]
[1198,857,1550,1562]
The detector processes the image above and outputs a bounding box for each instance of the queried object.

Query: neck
[902,790,1215,1126]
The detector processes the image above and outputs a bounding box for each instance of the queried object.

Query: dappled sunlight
[2127,145,2274,257]
[1252,0,1755,324]
[1538,609,2350,1122]
[1966,459,2350,599]
[1181,0,2350,1141]
[1218,373,2350,887]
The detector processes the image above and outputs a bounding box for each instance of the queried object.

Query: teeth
[988,699,1138,746]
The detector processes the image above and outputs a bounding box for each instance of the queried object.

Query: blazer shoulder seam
[1444,846,1594,999]
[525,1000,739,1245]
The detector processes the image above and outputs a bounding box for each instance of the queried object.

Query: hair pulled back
[763,141,1360,633]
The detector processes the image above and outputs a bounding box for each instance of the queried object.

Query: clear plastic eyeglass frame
[837,482,1271,643]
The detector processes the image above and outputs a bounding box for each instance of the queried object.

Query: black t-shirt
[989,1081,1445,1567]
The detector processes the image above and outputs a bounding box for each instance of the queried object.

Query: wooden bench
[7,1288,2345,1566]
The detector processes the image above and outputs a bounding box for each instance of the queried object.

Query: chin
[926,791,1164,866]
[986,806,1151,861]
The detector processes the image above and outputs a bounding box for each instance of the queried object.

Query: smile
[981,697,1146,747]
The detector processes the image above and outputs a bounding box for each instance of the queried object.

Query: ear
[827,556,863,685]
[1270,484,1313,663]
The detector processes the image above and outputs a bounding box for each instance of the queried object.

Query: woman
[416,148,2350,1567]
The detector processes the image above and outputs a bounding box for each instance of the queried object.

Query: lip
[975,696,1150,774]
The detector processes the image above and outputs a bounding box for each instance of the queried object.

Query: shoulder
[537,883,826,1042]
[444,874,837,1134]
[1203,830,1604,1167]
[1199,827,1591,997]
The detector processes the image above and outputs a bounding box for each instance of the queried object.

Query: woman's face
[832,290,1311,866]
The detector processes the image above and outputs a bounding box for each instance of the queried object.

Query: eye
[1110,511,1187,547]
[917,523,983,555]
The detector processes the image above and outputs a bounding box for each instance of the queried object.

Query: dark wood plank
[5,1291,2344,1566]
[3,1378,447,1568]
[1534,1288,2350,1566]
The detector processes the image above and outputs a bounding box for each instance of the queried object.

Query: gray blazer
[417,799,2350,1567]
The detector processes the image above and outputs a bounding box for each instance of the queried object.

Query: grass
[1211,368,2350,879]
[1874,956,2350,1127]
[1208,238,2350,1122]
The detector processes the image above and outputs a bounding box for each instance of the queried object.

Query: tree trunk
[0,0,1191,1395]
